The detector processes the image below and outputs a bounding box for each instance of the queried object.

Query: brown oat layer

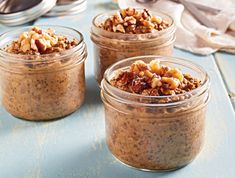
[5,27,78,55]
[110,59,201,96]
[99,8,170,34]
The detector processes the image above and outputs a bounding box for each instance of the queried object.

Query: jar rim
[91,9,176,40]
[101,55,210,107]
[0,25,85,63]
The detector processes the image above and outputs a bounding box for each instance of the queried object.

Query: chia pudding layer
[101,56,210,171]
[0,26,87,121]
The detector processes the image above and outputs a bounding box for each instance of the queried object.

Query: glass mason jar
[0,26,87,121]
[101,56,210,171]
[91,10,176,84]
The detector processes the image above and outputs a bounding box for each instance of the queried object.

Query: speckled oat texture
[104,103,206,170]
[1,61,85,120]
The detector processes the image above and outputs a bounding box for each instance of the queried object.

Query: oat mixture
[1,27,86,121]
[110,59,201,96]
[102,58,209,171]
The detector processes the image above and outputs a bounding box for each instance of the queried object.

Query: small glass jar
[101,56,210,171]
[0,26,87,121]
[90,10,176,84]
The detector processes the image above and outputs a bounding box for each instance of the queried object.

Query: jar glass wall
[0,26,87,121]
[101,56,210,171]
[91,10,176,84]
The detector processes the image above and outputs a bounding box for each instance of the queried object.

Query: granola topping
[99,8,170,34]
[5,27,78,55]
[110,59,201,96]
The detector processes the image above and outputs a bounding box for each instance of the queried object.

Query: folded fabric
[118,0,235,55]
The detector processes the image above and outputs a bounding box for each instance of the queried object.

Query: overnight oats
[101,56,210,171]
[91,7,176,83]
[0,26,87,121]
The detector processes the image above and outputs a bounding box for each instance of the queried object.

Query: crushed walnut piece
[110,59,201,96]
[99,8,170,34]
[5,27,78,55]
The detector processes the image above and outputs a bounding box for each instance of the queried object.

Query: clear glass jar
[91,10,176,84]
[101,56,210,171]
[0,26,87,121]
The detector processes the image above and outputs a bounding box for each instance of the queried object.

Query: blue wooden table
[1,1,235,178]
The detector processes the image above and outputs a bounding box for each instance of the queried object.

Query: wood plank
[215,52,235,96]
[232,99,235,110]
[215,52,235,109]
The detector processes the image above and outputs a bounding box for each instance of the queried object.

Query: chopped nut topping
[99,8,170,34]
[5,27,78,55]
[110,59,201,96]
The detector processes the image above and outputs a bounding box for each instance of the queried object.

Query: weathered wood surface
[215,52,235,110]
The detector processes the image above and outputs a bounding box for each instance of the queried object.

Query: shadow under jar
[0,26,87,121]
[101,56,210,171]
[91,10,176,84]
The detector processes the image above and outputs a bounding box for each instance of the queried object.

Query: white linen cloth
[118,0,235,55]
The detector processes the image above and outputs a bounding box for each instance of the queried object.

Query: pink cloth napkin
[118,0,235,55]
